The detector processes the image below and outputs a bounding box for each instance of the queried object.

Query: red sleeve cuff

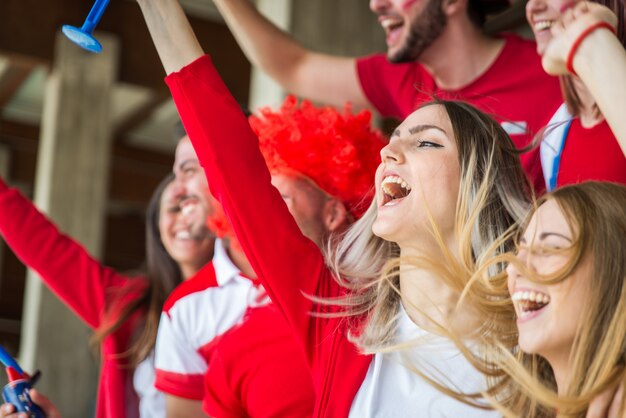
[0,177,9,193]
[154,369,205,400]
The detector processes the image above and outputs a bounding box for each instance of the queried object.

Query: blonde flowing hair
[321,99,531,360]
[460,182,626,418]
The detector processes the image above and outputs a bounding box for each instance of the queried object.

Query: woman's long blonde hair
[322,99,531,355]
[468,182,626,418]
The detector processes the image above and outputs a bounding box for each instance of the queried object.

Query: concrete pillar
[248,0,293,111]
[20,32,119,418]
[290,0,385,125]
[247,0,385,118]
[290,0,385,57]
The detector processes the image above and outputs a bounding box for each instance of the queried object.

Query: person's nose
[380,141,404,164]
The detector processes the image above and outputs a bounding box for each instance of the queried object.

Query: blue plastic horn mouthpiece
[62,0,111,53]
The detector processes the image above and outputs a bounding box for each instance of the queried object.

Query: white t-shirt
[133,352,165,418]
[350,305,499,418]
[154,239,266,399]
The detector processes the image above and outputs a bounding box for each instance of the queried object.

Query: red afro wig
[249,95,386,219]
[205,193,242,253]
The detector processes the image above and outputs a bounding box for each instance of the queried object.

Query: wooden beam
[0,119,40,144]
[0,118,173,162]
[0,0,251,103]
[0,57,9,81]
[113,92,170,142]
[0,52,49,70]
[0,118,173,202]
[0,62,35,109]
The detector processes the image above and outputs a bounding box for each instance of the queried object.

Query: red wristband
[566,21,617,75]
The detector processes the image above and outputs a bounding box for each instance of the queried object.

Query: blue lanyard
[547,120,573,192]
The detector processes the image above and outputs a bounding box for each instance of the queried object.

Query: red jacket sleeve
[0,177,131,329]
[165,55,342,364]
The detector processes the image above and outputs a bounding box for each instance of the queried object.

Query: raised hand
[0,390,62,418]
[542,1,617,75]
[585,381,625,418]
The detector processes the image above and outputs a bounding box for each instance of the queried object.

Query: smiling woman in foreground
[470,182,626,417]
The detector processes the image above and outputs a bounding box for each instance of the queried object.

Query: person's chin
[387,48,409,64]
[386,36,408,61]
[518,337,546,356]
[385,29,404,54]
[534,34,551,57]
[371,221,397,242]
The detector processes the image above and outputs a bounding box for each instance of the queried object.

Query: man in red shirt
[211,0,562,193]
[201,96,386,418]
[154,129,261,418]
[152,99,384,418]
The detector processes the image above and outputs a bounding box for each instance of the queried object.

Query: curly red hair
[250,95,386,218]
[204,193,243,253]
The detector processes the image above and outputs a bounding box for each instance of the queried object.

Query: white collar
[212,239,242,286]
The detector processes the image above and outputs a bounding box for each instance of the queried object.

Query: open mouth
[381,175,412,206]
[512,290,551,320]
[180,196,199,217]
[174,230,192,240]
[380,17,404,45]
[533,20,554,32]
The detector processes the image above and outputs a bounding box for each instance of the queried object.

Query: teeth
[381,18,403,30]
[512,290,550,303]
[175,231,191,240]
[512,290,551,316]
[534,20,553,31]
[381,175,413,206]
[181,202,197,217]
[382,176,412,190]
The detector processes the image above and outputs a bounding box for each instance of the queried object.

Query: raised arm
[136,0,204,75]
[136,0,339,360]
[211,0,368,109]
[572,29,626,157]
[0,178,132,329]
[542,2,626,156]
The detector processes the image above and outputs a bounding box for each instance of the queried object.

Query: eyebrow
[391,124,447,138]
[519,232,573,244]
[539,232,573,242]
[176,158,199,170]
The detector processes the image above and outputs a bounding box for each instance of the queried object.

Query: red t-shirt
[203,304,315,418]
[557,119,626,187]
[155,240,261,401]
[357,34,562,194]
[166,55,372,418]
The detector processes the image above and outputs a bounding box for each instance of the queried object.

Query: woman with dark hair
[531,0,626,190]
[0,171,215,418]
